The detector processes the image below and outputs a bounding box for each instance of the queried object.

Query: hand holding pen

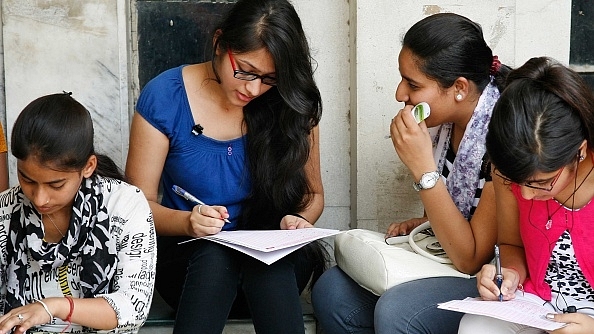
[494,244,503,302]
[172,185,230,223]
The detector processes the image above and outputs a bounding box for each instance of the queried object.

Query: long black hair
[11,93,124,181]
[487,57,594,182]
[212,0,322,230]
[403,13,510,93]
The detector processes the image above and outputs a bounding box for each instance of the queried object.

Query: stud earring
[579,155,585,161]
[456,94,463,101]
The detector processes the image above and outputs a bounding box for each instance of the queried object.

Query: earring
[579,155,585,161]
[456,93,463,101]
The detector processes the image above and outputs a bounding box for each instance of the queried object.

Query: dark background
[137,1,236,90]
[137,1,594,90]
[571,0,594,89]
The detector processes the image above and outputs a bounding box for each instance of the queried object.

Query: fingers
[0,312,30,334]
[195,204,229,222]
[476,264,501,300]
[281,215,313,230]
[189,205,227,236]
[385,222,407,238]
[385,218,425,238]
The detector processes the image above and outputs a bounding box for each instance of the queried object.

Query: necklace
[545,164,594,230]
[45,213,65,238]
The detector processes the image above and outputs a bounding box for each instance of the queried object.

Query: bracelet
[64,296,74,323]
[34,299,53,323]
[288,213,309,223]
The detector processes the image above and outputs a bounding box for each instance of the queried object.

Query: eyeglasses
[494,166,565,192]
[227,49,277,86]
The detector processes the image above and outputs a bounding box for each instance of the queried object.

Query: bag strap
[408,221,453,264]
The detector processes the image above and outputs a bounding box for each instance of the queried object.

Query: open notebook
[180,228,342,264]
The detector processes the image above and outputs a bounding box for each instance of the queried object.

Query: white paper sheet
[179,228,342,265]
[438,295,566,331]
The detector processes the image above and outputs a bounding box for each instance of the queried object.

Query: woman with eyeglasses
[125,0,326,333]
[458,58,594,333]
[313,13,511,334]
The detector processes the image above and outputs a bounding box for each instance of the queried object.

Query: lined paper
[438,296,566,331]
[180,228,342,265]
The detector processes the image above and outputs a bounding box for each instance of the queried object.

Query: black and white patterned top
[544,230,594,302]
[0,177,156,333]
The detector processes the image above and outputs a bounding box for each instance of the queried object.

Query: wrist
[288,213,309,223]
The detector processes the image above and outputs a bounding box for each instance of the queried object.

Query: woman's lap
[312,266,378,334]
[156,239,310,334]
[375,276,479,334]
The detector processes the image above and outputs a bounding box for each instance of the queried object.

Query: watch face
[420,172,438,188]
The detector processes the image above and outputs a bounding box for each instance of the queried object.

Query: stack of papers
[181,228,342,264]
[438,296,566,331]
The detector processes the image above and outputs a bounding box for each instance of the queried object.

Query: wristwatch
[413,171,440,191]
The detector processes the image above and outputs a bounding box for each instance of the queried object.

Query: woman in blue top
[125,0,325,333]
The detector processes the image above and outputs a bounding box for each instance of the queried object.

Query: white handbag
[334,222,471,296]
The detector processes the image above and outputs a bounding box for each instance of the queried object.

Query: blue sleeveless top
[136,65,250,231]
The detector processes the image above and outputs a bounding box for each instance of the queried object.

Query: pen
[172,185,231,223]
[494,244,503,302]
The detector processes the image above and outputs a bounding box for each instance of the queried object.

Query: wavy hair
[486,57,594,182]
[11,93,124,181]
[403,13,510,93]
[211,0,322,230]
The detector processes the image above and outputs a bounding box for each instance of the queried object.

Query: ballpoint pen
[494,244,503,302]
[172,185,231,223]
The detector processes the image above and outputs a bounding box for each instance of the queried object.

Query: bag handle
[408,221,452,264]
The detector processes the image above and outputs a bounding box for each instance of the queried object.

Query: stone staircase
[138,291,317,334]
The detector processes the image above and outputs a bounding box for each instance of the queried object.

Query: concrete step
[139,291,317,334]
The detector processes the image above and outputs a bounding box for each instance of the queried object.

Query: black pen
[494,244,503,302]
[172,185,230,223]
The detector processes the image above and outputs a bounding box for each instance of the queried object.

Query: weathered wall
[0,0,578,233]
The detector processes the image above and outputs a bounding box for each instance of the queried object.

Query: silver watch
[413,171,440,191]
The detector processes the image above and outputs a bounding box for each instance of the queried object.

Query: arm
[476,175,526,301]
[390,106,497,274]
[0,152,8,192]
[0,187,156,332]
[0,125,8,192]
[281,126,324,229]
[125,112,226,237]
[0,297,118,333]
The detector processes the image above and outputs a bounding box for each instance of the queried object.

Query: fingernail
[545,313,555,320]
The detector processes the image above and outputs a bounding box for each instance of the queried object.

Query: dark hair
[486,57,594,182]
[211,0,322,230]
[403,13,510,93]
[11,93,125,180]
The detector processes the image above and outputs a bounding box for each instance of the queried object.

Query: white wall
[0,0,572,233]
[353,0,571,232]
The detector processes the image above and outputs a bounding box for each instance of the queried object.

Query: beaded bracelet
[34,299,53,323]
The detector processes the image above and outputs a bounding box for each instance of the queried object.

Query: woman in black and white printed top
[0,93,156,333]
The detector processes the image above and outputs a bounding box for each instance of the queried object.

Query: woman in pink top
[459,57,594,333]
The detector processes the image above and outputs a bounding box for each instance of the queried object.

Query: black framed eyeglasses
[494,166,565,192]
[227,49,277,86]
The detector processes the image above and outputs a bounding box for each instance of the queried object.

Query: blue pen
[494,244,503,302]
[172,185,230,223]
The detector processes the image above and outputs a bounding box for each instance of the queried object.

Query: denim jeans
[156,238,313,334]
[312,266,479,334]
